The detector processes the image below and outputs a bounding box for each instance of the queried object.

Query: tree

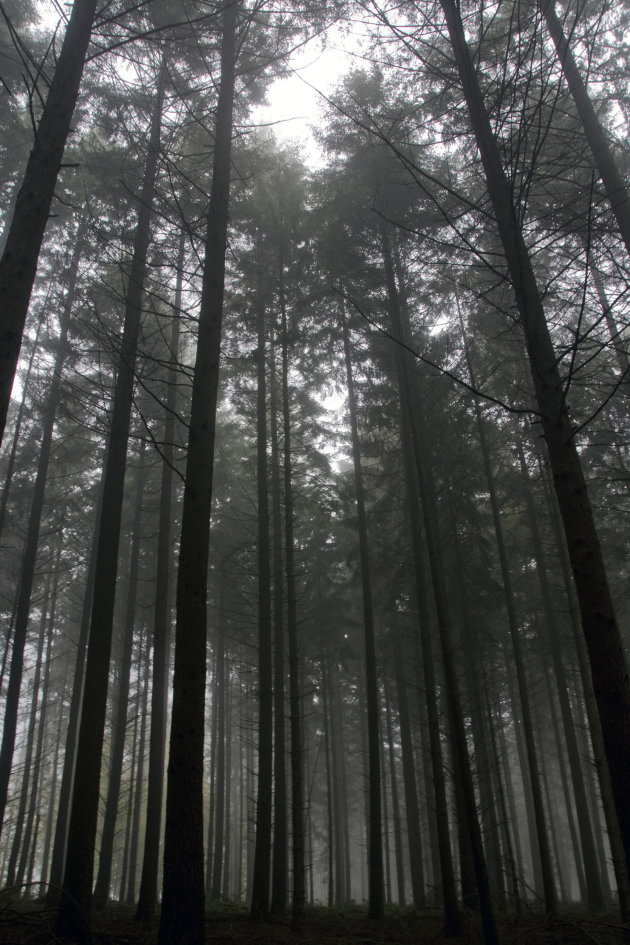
[0,0,99,442]
[157,4,238,942]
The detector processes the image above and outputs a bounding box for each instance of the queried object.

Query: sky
[250,26,365,168]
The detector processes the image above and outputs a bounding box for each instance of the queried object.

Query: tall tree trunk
[0,312,44,548]
[439,0,630,883]
[126,634,150,906]
[539,0,630,260]
[134,233,183,926]
[270,325,287,917]
[157,6,237,941]
[55,65,165,942]
[5,567,51,887]
[382,232,498,945]
[46,485,100,903]
[384,683,405,906]
[517,439,604,909]
[0,0,98,442]
[250,232,274,921]
[341,307,384,921]
[0,233,80,841]
[210,616,227,901]
[93,440,147,907]
[393,640,425,908]
[279,258,305,926]
[455,298,556,912]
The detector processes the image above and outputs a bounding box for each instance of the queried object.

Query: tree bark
[250,232,274,920]
[55,64,165,942]
[439,0,630,883]
[0,235,80,842]
[0,0,98,442]
[539,0,630,260]
[134,232,183,926]
[158,5,237,941]
[342,306,384,921]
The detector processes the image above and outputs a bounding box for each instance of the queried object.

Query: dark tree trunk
[55,67,165,942]
[280,259,305,926]
[270,325,287,917]
[382,230,498,945]
[539,0,630,260]
[250,232,274,921]
[341,307,384,921]
[0,0,98,442]
[517,440,604,909]
[393,640,425,908]
[384,684,405,906]
[6,568,51,887]
[456,299,556,912]
[440,0,630,885]
[210,617,227,901]
[158,6,237,941]
[126,634,150,906]
[134,233,183,926]
[93,440,147,907]
[0,237,79,841]
[384,229,459,936]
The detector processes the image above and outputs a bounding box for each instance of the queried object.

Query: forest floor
[0,901,627,945]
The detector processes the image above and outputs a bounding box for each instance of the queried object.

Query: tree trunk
[384,683,405,906]
[210,616,226,901]
[341,306,384,921]
[0,234,81,841]
[157,4,237,942]
[382,230,498,945]
[539,0,630,260]
[93,439,147,907]
[126,634,150,906]
[455,298,556,912]
[134,232,183,926]
[393,640,425,908]
[517,439,604,909]
[5,568,51,887]
[270,324,287,917]
[55,64,165,942]
[250,232,274,921]
[0,0,98,442]
[439,0,630,884]
[280,258,305,926]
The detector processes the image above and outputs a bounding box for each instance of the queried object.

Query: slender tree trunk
[455,299,556,912]
[93,440,147,907]
[46,478,100,903]
[393,640,424,908]
[0,0,98,442]
[5,569,51,887]
[382,234,498,945]
[384,685,405,906]
[270,326,287,917]
[517,440,604,909]
[0,233,82,840]
[384,230,458,936]
[55,65,165,941]
[0,314,44,547]
[134,233,183,926]
[250,232,274,921]
[158,7,237,940]
[280,258,305,926]
[210,616,226,901]
[341,307,384,921]
[439,0,630,884]
[126,635,150,906]
[539,0,630,260]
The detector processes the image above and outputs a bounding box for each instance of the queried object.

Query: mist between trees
[1,2,630,944]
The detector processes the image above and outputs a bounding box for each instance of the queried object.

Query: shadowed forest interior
[1,1,630,944]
